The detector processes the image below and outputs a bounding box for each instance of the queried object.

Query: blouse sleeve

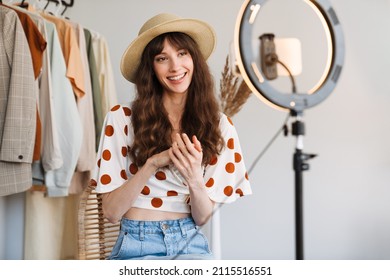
[204,114,252,203]
[90,104,132,193]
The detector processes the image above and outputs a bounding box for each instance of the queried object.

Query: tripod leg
[294,149,304,260]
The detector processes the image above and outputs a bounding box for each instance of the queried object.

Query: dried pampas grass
[219,55,252,118]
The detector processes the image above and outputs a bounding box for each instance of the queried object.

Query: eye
[155,55,167,62]
[178,50,188,57]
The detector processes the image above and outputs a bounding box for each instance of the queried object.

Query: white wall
[1,0,389,260]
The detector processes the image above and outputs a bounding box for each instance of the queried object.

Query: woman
[91,13,252,260]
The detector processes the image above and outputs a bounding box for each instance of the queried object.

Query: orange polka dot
[89,179,97,186]
[227,138,234,149]
[123,107,132,116]
[234,152,242,163]
[151,198,163,208]
[111,105,120,111]
[209,155,217,165]
[102,149,111,161]
[124,125,128,136]
[105,125,114,136]
[121,147,128,157]
[129,163,138,175]
[100,174,111,185]
[225,162,235,173]
[155,171,166,180]
[120,170,127,180]
[97,159,101,167]
[141,186,150,195]
[227,117,234,125]
[245,172,249,180]
[167,190,178,196]
[236,188,244,197]
[205,178,214,188]
[224,186,233,196]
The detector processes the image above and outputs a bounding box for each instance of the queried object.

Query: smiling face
[153,38,194,97]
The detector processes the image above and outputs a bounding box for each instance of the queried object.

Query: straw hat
[120,13,216,83]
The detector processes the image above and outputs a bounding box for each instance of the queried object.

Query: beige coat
[0,6,37,196]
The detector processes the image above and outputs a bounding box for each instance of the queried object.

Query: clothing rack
[4,0,117,196]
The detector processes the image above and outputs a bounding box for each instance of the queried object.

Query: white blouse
[91,103,252,213]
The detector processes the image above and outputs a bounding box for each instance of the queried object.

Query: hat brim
[120,18,216,83]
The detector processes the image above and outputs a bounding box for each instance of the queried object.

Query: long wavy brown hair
[130,32,224,167]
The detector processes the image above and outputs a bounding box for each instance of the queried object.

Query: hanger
[5,0,29,9]
[44,0,58,11]
[61,1,67,15]
[60,0,73,15]
[53,0,62,16]
[43,0,73,16]
[19,0,29,8]
[62,0,73,7]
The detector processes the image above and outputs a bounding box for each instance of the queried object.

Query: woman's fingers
[170,133,202,168]
[192,135,202,153]
[175,133,190,154]
[169,134,204,184]
[179,133,202,156]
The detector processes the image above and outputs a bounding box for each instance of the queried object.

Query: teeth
[168,73,185,81]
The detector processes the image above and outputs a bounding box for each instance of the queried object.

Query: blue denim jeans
[108,217,214,260]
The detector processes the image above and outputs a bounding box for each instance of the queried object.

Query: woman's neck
[163,90,186,108]
[163,93,186,134]
[163,92,186,119]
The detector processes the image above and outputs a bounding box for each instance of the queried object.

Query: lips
[167,73,186,81]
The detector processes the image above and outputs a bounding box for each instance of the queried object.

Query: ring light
[234,0,345,113]
[234,0,345,260]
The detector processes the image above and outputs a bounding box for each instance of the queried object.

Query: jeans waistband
[120,217,197,241]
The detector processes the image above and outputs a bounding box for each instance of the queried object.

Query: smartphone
[259,33,278,80]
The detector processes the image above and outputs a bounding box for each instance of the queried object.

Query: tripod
[290,110,317,260]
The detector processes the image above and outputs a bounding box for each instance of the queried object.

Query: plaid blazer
[0,6,37,196]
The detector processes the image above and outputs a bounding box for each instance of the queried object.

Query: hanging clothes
[10,4,64,174]
[1,4,47,164]
[90,30,118,117]
[41,12,86,99]
[40,19,83,197]
[1,2,118,260]
[7,5,83,197]
[84,28,104,152]
[67,20,96,195]
[0,6,37,196]
[25,19,83,259]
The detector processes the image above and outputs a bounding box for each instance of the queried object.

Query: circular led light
[234,0,345,113]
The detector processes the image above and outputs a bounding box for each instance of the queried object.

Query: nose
[169,57,180,72]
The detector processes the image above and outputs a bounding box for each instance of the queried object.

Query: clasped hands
[151,133,203,187]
